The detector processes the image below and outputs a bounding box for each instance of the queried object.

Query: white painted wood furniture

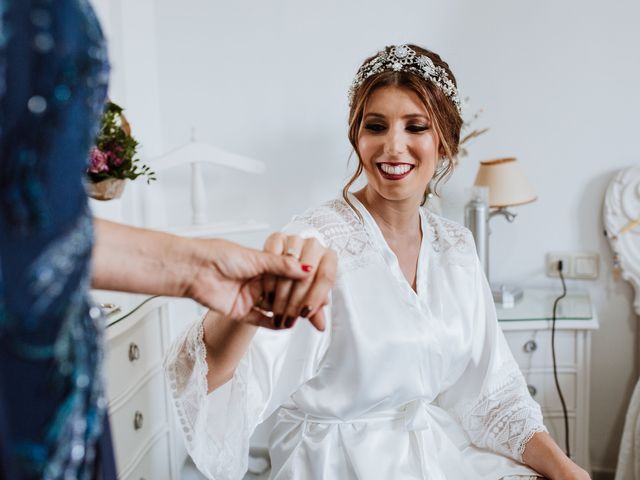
[604,166,640,480]
[93,293,174,479]
[604,166,640,315]
[497,287,598,473]
[142,138,268,236]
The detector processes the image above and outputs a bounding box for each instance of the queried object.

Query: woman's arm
[91,219,311,318]
[92,219,200,297]
[202,310,258,392]
[522,432,590,480]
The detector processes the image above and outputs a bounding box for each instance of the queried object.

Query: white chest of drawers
[94,291,179,480]
[497,288,599,473]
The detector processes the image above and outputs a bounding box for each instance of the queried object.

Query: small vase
[87,178,126,201]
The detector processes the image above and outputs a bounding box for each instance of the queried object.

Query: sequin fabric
[0,0,110,478]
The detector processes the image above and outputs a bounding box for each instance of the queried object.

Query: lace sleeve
[164,317,259,479]
[436,233,547,462]
[164,311,330,479]
[453,361,547,461]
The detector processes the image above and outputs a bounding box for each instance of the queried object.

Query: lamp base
[491,284,524,308]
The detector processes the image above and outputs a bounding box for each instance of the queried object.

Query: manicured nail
[301,264,313,272]
[273,314,283,328]
[299,306,311,318]
[284,316,296,328]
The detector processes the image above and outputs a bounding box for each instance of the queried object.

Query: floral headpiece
[348,45,462,114]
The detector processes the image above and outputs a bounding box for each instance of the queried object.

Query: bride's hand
[261,233,337,331]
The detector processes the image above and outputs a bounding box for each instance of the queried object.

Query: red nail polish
[301,264,313,272]
[299,306,311,318]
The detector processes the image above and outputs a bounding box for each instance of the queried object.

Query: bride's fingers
[281,237,325,328]
[300,252,336,332]
[272,235,304,328]
[262,232,286,314]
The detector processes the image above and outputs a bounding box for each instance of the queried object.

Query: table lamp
[465,157,537,306]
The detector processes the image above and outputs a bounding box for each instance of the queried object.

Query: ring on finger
[284,247,300,259]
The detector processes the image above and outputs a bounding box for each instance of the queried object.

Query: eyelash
[363,123,429,133]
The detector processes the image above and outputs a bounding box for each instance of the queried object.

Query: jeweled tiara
[348,45,462,114]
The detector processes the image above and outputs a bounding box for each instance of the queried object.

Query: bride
[164,44,590,480]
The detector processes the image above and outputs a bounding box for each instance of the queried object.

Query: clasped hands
[253,232,336,331]
[190,233,336,332]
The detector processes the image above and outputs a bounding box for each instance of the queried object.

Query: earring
[435,157,450,175]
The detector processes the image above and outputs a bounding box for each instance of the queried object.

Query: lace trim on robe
[451,362,548,462]
[164,318,261,479]
[423,210,478,268]
[290,199,477,274]
[290,199,379,274]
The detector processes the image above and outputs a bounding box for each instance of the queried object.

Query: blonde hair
[342,45,463,215]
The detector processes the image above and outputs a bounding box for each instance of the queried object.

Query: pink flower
[106,150,123,167]
[89,147,109,173]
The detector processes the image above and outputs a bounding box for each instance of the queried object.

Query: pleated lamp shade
[473,158,537,208]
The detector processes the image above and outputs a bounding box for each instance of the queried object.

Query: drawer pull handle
[128,343,141,362]
[523,340,538,353]
[99,303,121,317]
[527,385,538,397]
[133,411,144,430]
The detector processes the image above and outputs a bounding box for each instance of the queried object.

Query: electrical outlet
[545,251,600,279]
[546,252,572,278]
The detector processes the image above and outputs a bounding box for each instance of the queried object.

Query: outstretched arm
[91,218,310,318]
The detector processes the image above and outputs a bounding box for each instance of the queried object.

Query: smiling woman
[164,44,590,480]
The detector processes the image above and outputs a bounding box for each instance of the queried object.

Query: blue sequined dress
[0,0,116,478]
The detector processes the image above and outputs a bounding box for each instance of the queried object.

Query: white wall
[110,0,639,473]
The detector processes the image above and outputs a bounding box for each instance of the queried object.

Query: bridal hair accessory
[348,45,462,114]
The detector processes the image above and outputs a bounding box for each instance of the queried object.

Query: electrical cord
[551,259,571,457]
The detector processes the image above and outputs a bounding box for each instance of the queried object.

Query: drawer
[110,371,169,473]
[521,371,577,412]
[543,414,577,460]
[106,309,163,403]
[91,290,151,323]
[503,330,576,369]
[120,432,172,480]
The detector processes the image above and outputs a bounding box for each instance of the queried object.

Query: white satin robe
[164,195,546,479]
